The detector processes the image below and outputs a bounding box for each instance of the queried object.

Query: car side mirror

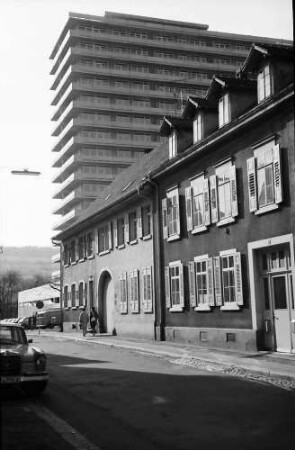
[28,339,33,343]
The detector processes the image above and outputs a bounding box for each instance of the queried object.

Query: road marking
[27,403,101,450]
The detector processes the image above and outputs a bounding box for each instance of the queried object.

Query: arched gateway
[97,271,115,334]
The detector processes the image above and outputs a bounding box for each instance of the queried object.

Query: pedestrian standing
[90,306,99,335]
[79,307,89,337]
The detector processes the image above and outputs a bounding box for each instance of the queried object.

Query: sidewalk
[30,329,295,391]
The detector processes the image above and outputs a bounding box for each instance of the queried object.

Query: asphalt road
[2,334,295,450]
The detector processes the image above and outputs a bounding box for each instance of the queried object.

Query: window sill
[79,306,85,310]
[118,244,125,250]
[169,306,184,312]
[131,310,140,314]
[191,225,207,235]
[64,264,70,268]
[129,239,138,245]
[255,203,279,215]
[71,262,77,266]
[220,303,240,311]
[87,255,94,260]
[98,249,110,256]
[78,258,85,263]
[142,234,152,241]
[216,217,235,227]
[143,309,153,314]
[167,234,180,242]
[194,304,211,312]
[71,307,78,310]
[64,307,70,311]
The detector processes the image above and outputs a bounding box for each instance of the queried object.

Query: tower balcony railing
[52,208,77,231]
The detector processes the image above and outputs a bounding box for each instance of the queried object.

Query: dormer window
[218,93,230,128]
[169,130,177,158]
[193,112,203,143]
[257,64,271,102]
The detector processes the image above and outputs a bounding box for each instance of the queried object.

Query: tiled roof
[159,116,192,136]
[54,142,169,239]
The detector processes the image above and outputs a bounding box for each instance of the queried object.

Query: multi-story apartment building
[54,42,294,352]
[50,11,290,233]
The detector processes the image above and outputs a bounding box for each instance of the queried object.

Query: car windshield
[0,325,27,345]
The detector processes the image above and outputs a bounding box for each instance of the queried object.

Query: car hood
[0,343,45,359]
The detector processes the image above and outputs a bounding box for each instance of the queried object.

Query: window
[63,286,68,308]
[169,131,177,159]
[98,223,112,254]
[210,160,238,226]
[162,187,180,241]
[63,244,70,266]
[188,256,214,310]
[78,236,86,260]
[165,261,184,311]
[213,250,243,310]
[247,141,282,214]
[87,232,93,257]
[142,267,153,312]
[70,240,76,263]
[185,174,210,233]
[119,272,128,313]
[115,217,125,247]
[218,93,230,127]
[129,211,137,242]
[128,269,139,313]
[258,64,272,102]
[193,112,203,143]
[141,205,151,238]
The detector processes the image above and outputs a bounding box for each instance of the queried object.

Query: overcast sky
[0,0,293,248]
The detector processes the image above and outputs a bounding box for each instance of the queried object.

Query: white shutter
[179,262,184,307]
[230,164,238,217]
[234,252,244,306]
[137,208,143,239]
[108,222,113,250]
[273,144,283,204]
[113,220,118,248]
[209,175,219,223]
[125,214,129,244]
[141,268,146,311]
[213,256,223,306]
[165,266,171,309]
[207,258,215,306]
[162,198,168,239]
[185,186,193,231]
[175,191,180,236]
[120,272,128,314]
[247,157,257,212]
[134,269,140,313]
[188,261,197,307]
[95,230,99,253]
[203,178,211,225]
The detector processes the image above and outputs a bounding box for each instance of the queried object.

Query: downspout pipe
[140,175,165,342]
[52,238,63,332]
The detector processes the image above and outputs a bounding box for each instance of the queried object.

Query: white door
[103,276,115,334]
[271,274,292,352]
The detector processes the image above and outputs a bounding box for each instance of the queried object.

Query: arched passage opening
[97,271,115,334]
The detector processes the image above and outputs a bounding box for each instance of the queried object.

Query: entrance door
[271,274,292,352]
[260,247,293,353]
[99,274,115,334]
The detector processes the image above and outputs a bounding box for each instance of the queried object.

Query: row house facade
[54,42,294,353]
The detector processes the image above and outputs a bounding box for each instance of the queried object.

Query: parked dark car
[0,321,48,395]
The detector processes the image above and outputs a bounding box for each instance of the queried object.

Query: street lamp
[10,169,41,176]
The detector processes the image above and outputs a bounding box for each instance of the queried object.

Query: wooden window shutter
[188,261,197,307]
[247,157,257,212]
[125,214,129,244]
[273,144,283,204]
[141,268,147,311]
[207,258,215,306]
[135,269,140,313]
[137,207,143,239]
[147,266,153,312]
[203,178,211,225]
[76,289,79,306]
[108,222,113,250]
[162,198,168,239]
[95,230,99,254]
[213,256,223,306]
[113,220,118,248]
[75,240,79,262]
[209,175,219,223]
[175,191,181,236]
[234,252,244,306]
[128,271,134,312]
[230,164,238,217]
[165,266,171,308]
[83,235,87,258]
[185,186,193,231]
[179,262,185,307]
